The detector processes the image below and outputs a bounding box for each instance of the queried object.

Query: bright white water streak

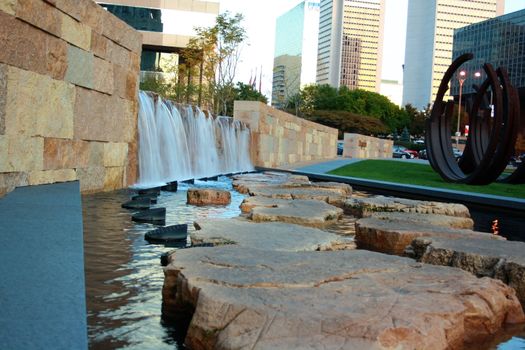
[137,91,254,188]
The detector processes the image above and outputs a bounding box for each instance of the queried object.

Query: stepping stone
[410,235,525,310]
[121,198,151,210]
[187,189,231,206]
[145,224,188,244]
[344,195,471,218]
[249,187,349,206]
[137,187,161,196]
[131,207,166,225]
[192,218,353,251]
[247,198,343,227]
[163,247,524,350]
[131,194,157,204]
[355,216,503,255]
[161,181,178,192]
[369,212,474,229]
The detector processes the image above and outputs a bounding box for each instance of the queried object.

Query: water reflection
[83,177,246,349]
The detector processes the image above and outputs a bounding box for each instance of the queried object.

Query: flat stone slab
[345,195,471,218]
[248,198,343,227]
[233,172,310,194]
[356,217,503,255]
[192,219,353,251]
[370,212,474,229]
[163,247,524,350]
[410,236,525,310]
[249,186,349,206]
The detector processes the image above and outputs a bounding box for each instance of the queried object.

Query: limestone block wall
[234,101,338,168]
[343,133,393,159]
[0,0,142,196]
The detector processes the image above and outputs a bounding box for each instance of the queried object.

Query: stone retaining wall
[234,101,338,168]
[343,133,393,158]
[0,0,141,196]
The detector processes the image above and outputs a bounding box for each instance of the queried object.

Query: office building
[97,1,219,72]
[316,0,385,92]
[452,8,525,153]
[403,0,504,109]
[272,0,320,108]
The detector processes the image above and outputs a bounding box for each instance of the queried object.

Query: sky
[219,0,525,99]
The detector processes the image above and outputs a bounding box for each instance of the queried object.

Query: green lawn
[328,160,525,199]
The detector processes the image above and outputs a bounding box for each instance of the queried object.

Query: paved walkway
[0,182,87,350]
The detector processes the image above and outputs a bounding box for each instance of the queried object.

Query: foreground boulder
[248,198,343,227]
[410,236,525,310]
[355,216,503,255]
[162,247,524,350]
[345,196,470,218]
[187,189,231,206]
[192,219,353,251]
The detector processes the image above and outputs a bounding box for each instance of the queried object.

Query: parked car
[393,145,417,159]
[419,149,428,159]
[337,141,344,156]
[393,145,414,159]
[452,147,462,159]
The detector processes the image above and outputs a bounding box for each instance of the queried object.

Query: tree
[223,82,268,116]
[304,110,389,138]
[180,12,246,115]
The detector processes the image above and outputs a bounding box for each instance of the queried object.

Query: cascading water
[137,91,253,187]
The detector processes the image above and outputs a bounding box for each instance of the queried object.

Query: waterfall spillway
[137,91,253,187]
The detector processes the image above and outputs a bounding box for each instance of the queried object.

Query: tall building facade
[97,1,219,72]
[403,0,504,109]
[272,0,320,108]
[316,0,385,92]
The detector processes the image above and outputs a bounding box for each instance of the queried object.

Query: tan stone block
[126,139,138,186]
[0,171,28,197]
[0,135,43,172]
[101,13,141,53]
[103,142,128,167]
[77,166,105,193]
[43,138,90,170]
[0,13,46,75]
[46,35,68,80]
[65,45,94,89]
[104,166,124,191]
[130,52,140,72]
[60,12,91,51]
[82,1,105,34]
[53,0,86,22]
[93,57,114,94]
[0,0,16,15]
[28,169,77,186]
[125,69,139,101]
[107,40,131,68]
[91,31,108,59]
[6,66,75,138]
[74,88,135,143]
[88,141,104,166]
[15,0,61,37]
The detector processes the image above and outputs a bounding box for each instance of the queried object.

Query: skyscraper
[316,0,385,92]
[403,0,504,109]
[272,0,320,108]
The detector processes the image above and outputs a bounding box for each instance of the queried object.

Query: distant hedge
[303,110,389,139]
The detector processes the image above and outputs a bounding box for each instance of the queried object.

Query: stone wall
[0,0,141,196]
[343,133,393,159]
[234,101,338,168]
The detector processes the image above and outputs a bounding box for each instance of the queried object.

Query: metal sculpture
[426,53,524,184]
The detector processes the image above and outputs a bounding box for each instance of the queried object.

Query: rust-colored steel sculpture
[426,53,524,184]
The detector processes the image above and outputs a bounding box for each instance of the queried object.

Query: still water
[83,178,247,349]
[83,178,525,349]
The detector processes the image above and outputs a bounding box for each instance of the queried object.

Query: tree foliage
[293,84,410,135]
[223,82,268,116]
[304,110,389,139]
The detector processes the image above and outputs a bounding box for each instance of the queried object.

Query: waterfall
[136,91,253,187]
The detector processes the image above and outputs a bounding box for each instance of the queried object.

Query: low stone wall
[234,101,338,168]
[343,133,393,158]
[0,0,141,196]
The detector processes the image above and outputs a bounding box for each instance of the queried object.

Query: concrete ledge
[0,181,87,349]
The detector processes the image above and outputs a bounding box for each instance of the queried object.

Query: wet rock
[232,172,310,194]
[249,187,349,207]
[248,198,343,227]
[345,195,470,218]
[162,247,524,350]
[355,217,502,255]
[192,218,353,251]
[187,189,231,206]
[410,236,525,310]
